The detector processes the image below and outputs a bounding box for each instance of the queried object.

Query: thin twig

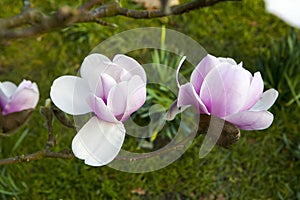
[0,149,74,166]
[40,100,56,149]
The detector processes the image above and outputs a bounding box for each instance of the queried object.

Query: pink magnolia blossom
[264,0,300,28]
[0,80,39,115]
[50,54,146,166]
[177,54,278,130]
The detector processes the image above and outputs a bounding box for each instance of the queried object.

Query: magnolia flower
[264,0,300,28]
[0,80,39,116]
[177,54,278,130]
[50,53,146,166]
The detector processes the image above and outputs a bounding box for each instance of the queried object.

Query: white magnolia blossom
[50,54,146,166]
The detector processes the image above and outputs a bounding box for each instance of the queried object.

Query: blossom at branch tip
[176,54,278,130]
[50,53,146,166]
[264,0,300,28]
[0,80,39,116]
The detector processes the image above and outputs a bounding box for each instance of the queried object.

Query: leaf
[12,129,29,153]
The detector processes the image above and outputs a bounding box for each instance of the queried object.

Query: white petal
[218,57,237,65]
[225,110,274,130]
[250,89,279,111]
[265,0,300,28]
[113,54,147,82]
[176,56,187,88]
[80,53,111,94]
[0,81,17,108]
[0,81,17,97]
[50,76,92,115]
[72,116,126,166]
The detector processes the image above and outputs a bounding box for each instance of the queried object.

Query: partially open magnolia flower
[177,54,278,130]
[264,0,300,28]
[50,54,146,166]
[0,80,39,116]
[0,80,39,134]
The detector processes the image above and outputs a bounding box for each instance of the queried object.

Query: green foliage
[134,26,183,141]
[0,0,299,199]
[258,29,300,108]
[0,129,29,199]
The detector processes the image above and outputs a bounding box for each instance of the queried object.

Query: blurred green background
[0,0,300,199]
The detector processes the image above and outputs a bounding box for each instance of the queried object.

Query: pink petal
[190,54,220,94]
[107,82,128,119]
[101,74,117,101]
[242,72,264,110]
[177,83,209,114]
[250,89,279,111]
[113,54,146,82]
[165,100,189,121]
[72,116,126,166]
[121,75,146,121]
[80,53,111,95]
[50,76,92,115]
[2,83,39,115]
[200,63,251,117]
[225,110,274,130]
[87,94,117,123]
[14,80,38,93]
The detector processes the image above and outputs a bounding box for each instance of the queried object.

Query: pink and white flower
[177,54,278,130]
[50,54,146,166]
[0,80,39,115]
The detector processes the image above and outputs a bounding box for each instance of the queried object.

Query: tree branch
[0,114,240,166]
[0,0,241,39]
[97,0,240,18]
[0,149,74,166]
